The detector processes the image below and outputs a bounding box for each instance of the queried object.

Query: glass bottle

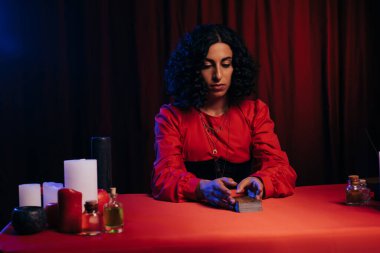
[103,187,124,233]
[346,175,361,205]
[359,179,371,205]
[80,200,102,236]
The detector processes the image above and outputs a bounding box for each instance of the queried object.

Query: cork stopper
[348,175,359,185]
[84,200,98,212]
[110,187,117,197]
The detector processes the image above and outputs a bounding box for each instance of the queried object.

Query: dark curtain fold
[0,0,379,228]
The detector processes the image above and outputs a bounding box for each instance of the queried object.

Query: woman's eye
[203,64,212,69]
[222,63,231,68]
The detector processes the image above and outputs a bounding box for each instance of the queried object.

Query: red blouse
[152,99,297,202]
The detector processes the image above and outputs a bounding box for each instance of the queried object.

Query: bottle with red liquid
[80,200,102,236]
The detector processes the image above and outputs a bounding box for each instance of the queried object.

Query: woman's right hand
[197,177,237,210]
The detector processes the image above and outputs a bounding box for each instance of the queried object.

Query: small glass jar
[346,175,362,206]
[80,200,102,236]
[359,179,371,205]
[103,187,124,233]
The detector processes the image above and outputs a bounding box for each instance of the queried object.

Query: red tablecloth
[1,184,380,253]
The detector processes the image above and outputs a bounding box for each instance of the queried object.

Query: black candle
[91,137,112,191]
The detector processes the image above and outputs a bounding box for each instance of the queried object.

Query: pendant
[212,149,218,155]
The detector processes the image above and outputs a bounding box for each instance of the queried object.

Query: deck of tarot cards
[231,190,263,213]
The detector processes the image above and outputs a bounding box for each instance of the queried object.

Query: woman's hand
[236,177,264,200]
[198,177,237,210]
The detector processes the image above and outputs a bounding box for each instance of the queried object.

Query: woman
[152,24,296,210]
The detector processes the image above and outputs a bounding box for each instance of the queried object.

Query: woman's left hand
[236,177,264,200]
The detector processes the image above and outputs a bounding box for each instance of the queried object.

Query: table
[1,184,380,253]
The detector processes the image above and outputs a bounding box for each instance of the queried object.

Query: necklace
[199,111,231,178]
[202,113,227,132]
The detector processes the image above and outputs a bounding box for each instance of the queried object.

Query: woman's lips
[210,83,225,91]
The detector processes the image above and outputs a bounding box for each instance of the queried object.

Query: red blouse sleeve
[247,100,297,198]
[152,105,201,202]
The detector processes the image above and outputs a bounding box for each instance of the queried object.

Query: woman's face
[201,42,233,100]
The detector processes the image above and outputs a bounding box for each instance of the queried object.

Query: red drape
[0,0,379,228]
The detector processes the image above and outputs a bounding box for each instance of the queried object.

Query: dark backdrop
[1,0,379,228]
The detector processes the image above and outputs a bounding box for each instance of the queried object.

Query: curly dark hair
[165,24,258,109]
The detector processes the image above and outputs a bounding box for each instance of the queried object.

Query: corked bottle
[359,179,371,205]
[346,175,361,205]
[80,200,102,236]
[103,187,124,233]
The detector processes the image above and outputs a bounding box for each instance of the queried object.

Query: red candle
[58,188,82,233]
[45,202,59,229]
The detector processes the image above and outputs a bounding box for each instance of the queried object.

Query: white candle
[42,182,63,208]
[18,184,41,207]
[64,159,98,207]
